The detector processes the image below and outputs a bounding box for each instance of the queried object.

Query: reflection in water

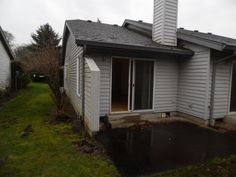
[97,122,236,177]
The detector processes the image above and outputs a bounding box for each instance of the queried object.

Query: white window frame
[77,57,81,97]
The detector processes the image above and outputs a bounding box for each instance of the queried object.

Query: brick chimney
[152,0,178,46]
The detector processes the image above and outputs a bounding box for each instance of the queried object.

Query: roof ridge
[65,19,122,28]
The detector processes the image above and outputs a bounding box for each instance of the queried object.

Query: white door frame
[229,61,236,114]
[110,57,155,114]
[110,57,131,114]
[132,59,155,113]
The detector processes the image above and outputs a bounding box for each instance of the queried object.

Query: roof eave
[0,27,15,60]
[223,44,236,51]
[76,40,194,57]
[61,22,74,65]
[177,32,226,51]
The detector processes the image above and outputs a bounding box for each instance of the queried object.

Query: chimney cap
[113,24,118,27]
[194,30,199,32]
[179,27,184,30]
[138,20,143,22]
[87,20,92,22]
[207,32,212,35]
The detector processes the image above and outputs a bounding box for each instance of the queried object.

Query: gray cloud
[0,0,236,45]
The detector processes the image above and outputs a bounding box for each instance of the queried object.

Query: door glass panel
[230,63,236,112]
[112,58,129,112]
[134,60,154,110]
[129,60,133,110]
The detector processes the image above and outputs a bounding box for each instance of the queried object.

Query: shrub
[11,61,31,90]
[0,86,11,100]
[17,74,31,89]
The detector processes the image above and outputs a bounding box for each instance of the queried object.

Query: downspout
[81,45,87,124]
[209,53,236,126]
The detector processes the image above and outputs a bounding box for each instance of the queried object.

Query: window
[77,57,81,96]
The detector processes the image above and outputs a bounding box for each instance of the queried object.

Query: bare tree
[23,46,64,111]
[3,30,15,48]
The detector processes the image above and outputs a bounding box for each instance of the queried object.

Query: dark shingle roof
[123,19,152,31]
[123,20,236,52]
[177,28,236,51]
[64,19,193,56]
[66,20,157,47]
[0,26,14,60]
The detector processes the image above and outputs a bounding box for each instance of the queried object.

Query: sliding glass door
[111,58,154,113]
[133,60,154,110]
[230,63,236,112]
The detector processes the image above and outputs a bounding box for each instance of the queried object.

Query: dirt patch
[50,111,74,124]
[215,121,236,132]
[21,124,34,138]
[73,139,103,154]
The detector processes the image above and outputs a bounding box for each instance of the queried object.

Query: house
[0,26,14,90]
[62,0,236,135]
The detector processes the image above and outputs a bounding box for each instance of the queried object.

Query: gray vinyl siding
[90,55,111,116]
[213,64,231,118]
[154,58,178,112]
[90,55,179,116]
[64,33,83,115]
[209,51,232,119]
[0,39,11,89]
[84,61,92,126]
[153,0,178,46]
[177,42,210,120]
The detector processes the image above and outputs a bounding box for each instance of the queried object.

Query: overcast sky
[1,0,236,46]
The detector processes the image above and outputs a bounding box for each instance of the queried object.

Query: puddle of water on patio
[96,121,236,177]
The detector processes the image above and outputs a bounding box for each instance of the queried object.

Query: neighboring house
[62,0,236,135]
[0,26,14,90]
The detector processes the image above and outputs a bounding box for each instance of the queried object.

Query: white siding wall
[154,58,179,112]
[177,42,210,120]
[64,33,101,133]
[91,55,179,116]
[209,53,232,119]
[213,63,231,118]
[84,62,91,122]
[0,39,11,89]
[92,56,112,116]
[64,35,232,124]
[64,33,83,115]
[84,58,100,132]
[153,0,178,46]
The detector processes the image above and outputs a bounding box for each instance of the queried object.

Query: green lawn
[0,83,119,177]
[150,155,236,177]
[1,83,236,177]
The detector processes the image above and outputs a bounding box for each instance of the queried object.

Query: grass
[149,155,236,177]
[0,83,119,177]
[1,83,236,177]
